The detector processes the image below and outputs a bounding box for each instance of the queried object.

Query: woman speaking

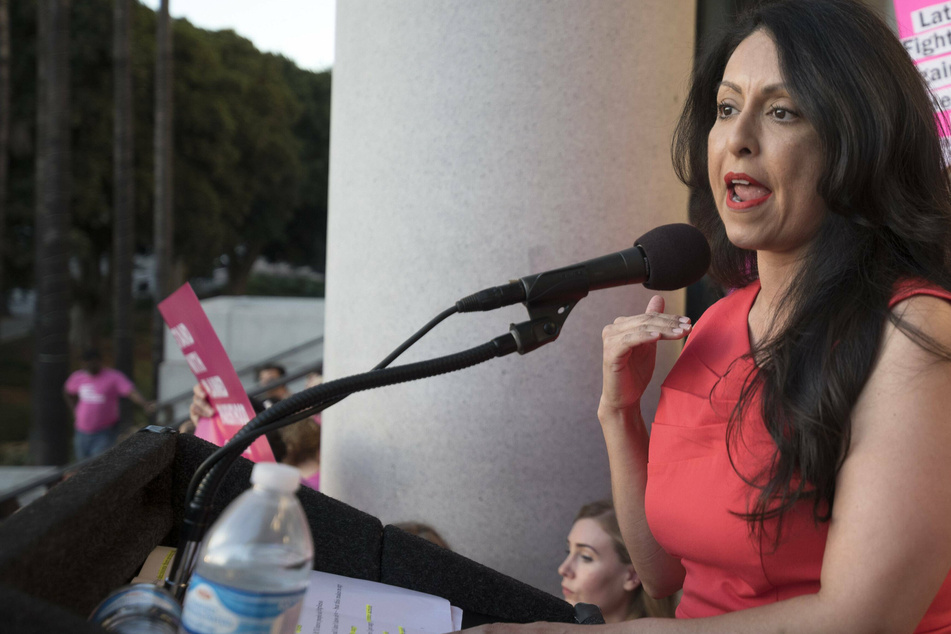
[473,0,951,631]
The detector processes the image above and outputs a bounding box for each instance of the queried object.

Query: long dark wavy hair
[672,0,951,540]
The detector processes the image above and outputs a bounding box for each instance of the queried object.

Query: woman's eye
[770,107,798,121]
[580,555,594,563]
[716,103,735,118]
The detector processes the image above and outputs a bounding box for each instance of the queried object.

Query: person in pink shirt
[63,349,155,460]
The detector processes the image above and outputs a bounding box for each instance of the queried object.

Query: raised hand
[599,295,691,413]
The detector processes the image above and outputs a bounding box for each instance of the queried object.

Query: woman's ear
[622,565,641,592]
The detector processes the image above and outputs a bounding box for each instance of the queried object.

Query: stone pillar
[324,1,694,594]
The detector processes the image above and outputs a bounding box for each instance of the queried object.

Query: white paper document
[131,546,178,585]
[296,570,461,634]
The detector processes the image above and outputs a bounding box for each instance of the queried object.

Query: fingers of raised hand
[189,383,214,422]
[606,313,691,339]
[188,401,201,425]
[601,326,681,366]
[646,294,665,314]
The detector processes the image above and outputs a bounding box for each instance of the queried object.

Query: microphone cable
[184,304,459,513]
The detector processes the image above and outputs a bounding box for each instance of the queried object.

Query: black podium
[0,428,575,633]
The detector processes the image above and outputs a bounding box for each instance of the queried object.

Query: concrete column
[324,1,694,594]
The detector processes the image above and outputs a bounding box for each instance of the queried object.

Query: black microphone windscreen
[636,223,711,291]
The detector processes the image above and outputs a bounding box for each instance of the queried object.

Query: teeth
[732,179,750,185]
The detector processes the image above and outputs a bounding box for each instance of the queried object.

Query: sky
[139,0,336,72]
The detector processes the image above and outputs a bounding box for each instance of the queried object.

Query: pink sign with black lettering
[895,0,951,139]
[158,283,275,463]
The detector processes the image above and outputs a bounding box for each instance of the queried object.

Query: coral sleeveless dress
[644,280,951,630]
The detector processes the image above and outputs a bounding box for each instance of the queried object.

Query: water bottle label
[181,573,306,634]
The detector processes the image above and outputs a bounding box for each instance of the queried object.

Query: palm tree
[113,0,134,426]
[0,0,10,316]
[151,0,173,400]
[31,0,72,466]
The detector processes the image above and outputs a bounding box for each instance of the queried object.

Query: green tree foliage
[263,59,331,273]
[174,23,304,292]
[4,0,330,315]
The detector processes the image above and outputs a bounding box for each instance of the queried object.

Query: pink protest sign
[158,283,275,463]
[895,0,951,136]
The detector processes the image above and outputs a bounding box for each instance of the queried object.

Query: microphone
[455,223,711,312]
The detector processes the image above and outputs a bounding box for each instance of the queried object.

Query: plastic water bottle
[89,583,182,633]
[180,462,314,634]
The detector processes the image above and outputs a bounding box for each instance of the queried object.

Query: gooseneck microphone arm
[179,304,462,519]
[166,331,522,599]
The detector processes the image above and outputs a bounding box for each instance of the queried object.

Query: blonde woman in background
[559,501,677,622]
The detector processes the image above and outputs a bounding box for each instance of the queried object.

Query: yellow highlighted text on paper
[157,549,176,581]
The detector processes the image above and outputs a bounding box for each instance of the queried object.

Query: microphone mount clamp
[508,264,588,354]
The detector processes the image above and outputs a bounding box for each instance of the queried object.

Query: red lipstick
[724,171,772,210]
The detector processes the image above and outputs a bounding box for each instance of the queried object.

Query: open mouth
[725,172,772,209]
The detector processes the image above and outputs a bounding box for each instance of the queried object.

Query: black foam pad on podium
[0,585,106,634]
[0,429,383,631]
[0,428,575,631]
[0,430,177,618]
[381,524,576,627]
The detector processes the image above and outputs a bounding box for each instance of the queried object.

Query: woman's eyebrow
[717,80,742,94]
[716,80,789,97]
[573,542,600,555]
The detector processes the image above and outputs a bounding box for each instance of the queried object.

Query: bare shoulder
[854,293,951,441]
[884,293,951,365]
[828,294,951,632]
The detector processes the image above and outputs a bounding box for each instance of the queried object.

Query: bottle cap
[251,462,301,492]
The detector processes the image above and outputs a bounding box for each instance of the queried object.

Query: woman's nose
[558,555,573,578]
[726,111,759,157]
